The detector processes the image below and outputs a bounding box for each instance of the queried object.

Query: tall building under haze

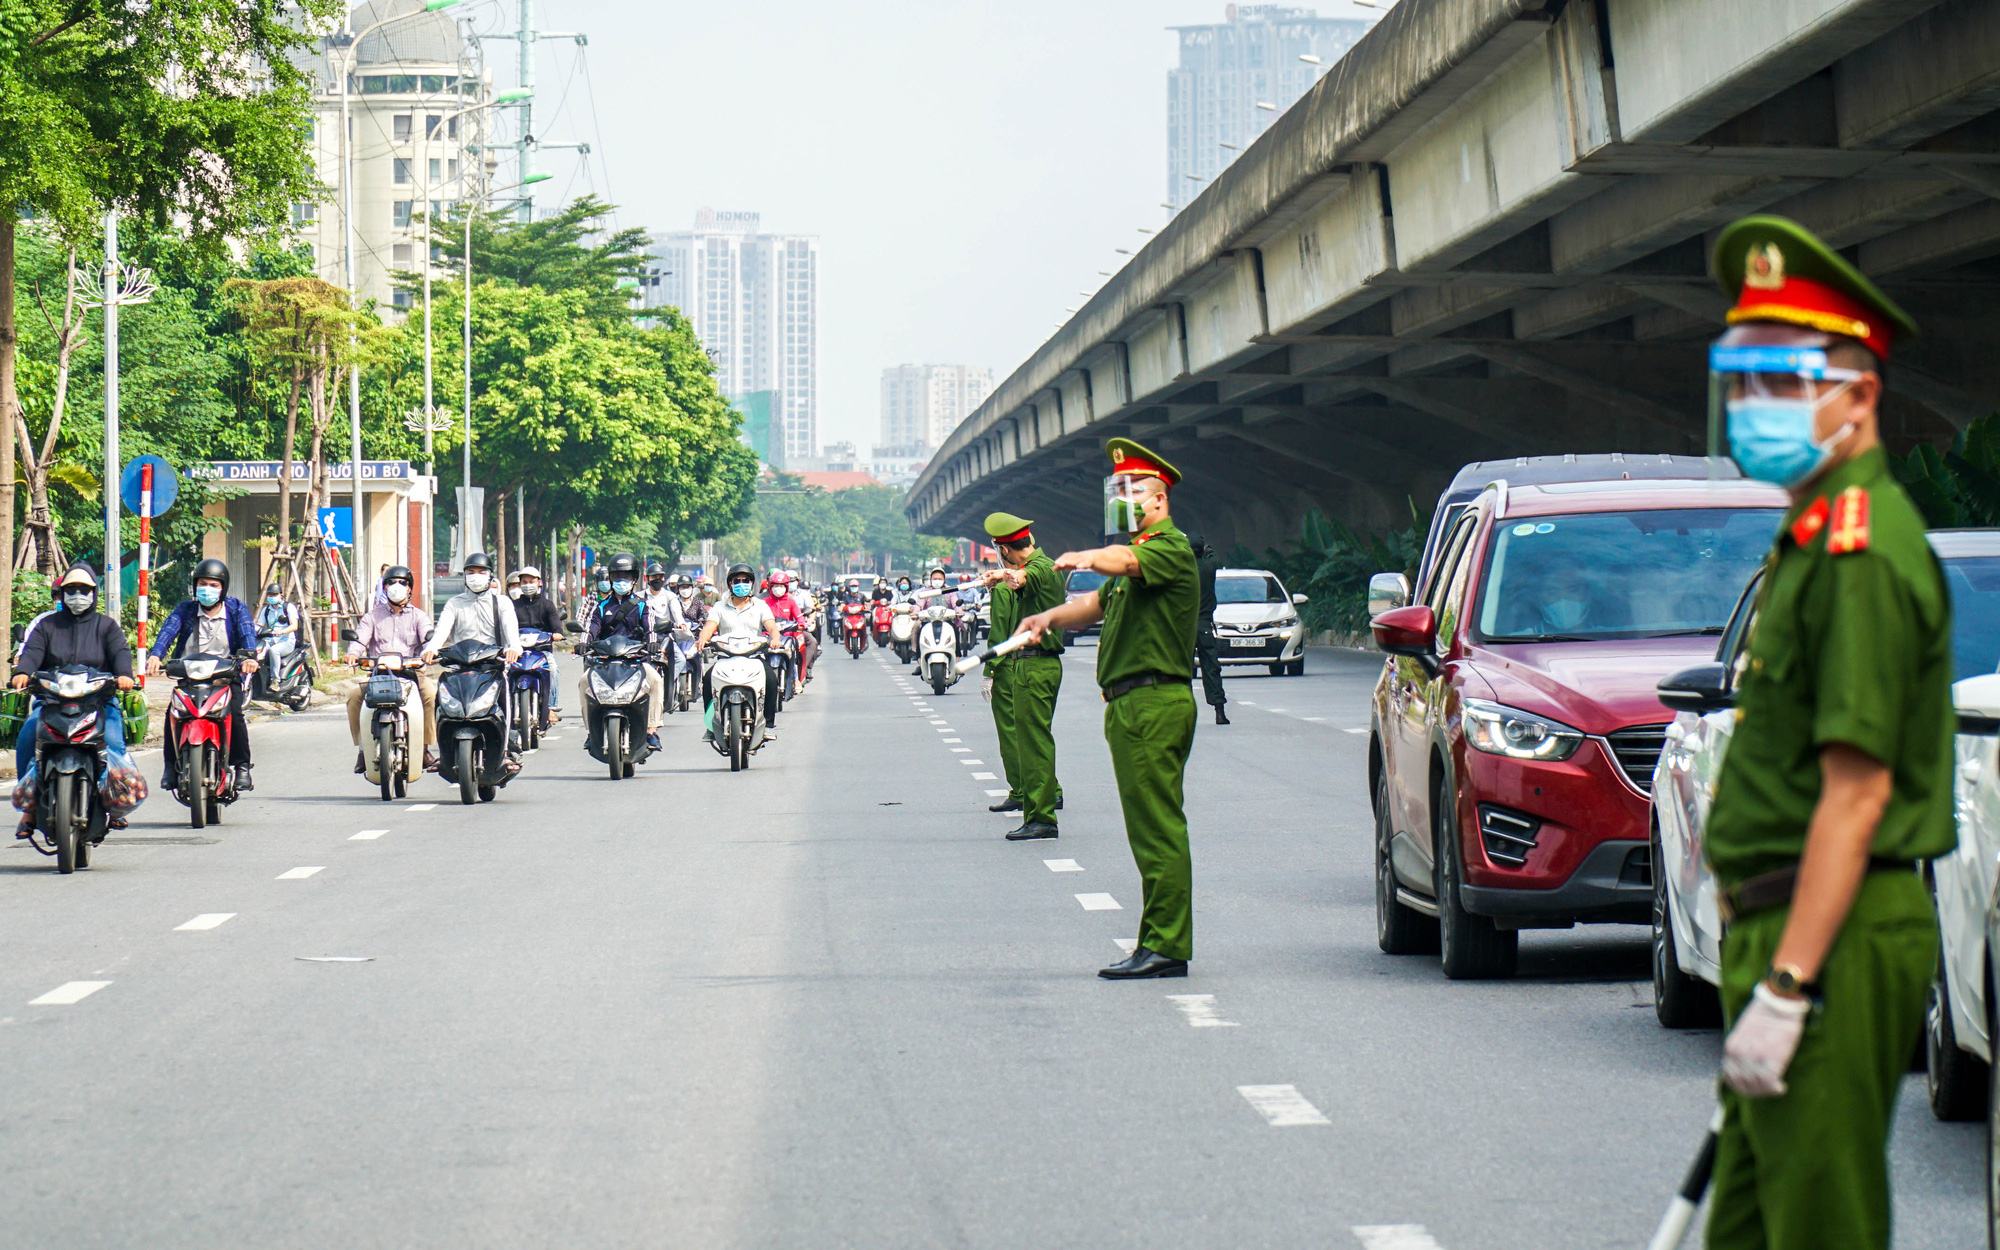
[644,210,819,466]
[1166,6,1373,213]
[878,364,994,454]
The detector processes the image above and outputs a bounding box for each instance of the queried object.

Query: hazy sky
[469,1,1379,453]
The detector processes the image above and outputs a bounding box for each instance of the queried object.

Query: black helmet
[645,561,666,577]
[725,563,755,587]
[608,553,640,578]
[463,551,492,572]
[674,573,694,588]
[193,557,230,596]
[383,565,414,586]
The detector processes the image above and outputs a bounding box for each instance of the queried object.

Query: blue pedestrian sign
[581,545,595,569]
[316,507,354,549]
[119,454,179,516]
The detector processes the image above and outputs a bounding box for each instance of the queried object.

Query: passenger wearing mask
[510,566,565,722]
[345,565,437,772]
[256,583,300,662]
[149,558,260,793]
[696,563,785,741]
[12,565,136,834]
[764,571,811,689]
[506,571,523,600]
[673,574,709,696]
[644,562,691,712]
[582,553,667,751]
[422,552,524,770]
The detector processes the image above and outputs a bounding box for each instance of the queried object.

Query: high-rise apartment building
[645,210,819,466]
[1166,5,1372,213]
[296,0,491,309]
[878,364,993,453]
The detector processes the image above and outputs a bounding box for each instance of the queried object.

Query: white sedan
[1210,568,1310,676]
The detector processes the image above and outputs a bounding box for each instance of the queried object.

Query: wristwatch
[1764,963,1811,998]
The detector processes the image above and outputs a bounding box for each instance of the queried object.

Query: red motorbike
[871,602,894,648]
[165,653,245,829]
[842,601,870,658]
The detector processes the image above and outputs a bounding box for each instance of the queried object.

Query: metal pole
[516,486,525,568]
[340,38,365,586]
[102,212,119,616]
[462,186,474,565]
[137,463,152,682]
[516,0,534,223]
[421,106,435,479]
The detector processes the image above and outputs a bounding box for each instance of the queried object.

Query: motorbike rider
[256,583,300,663]
[506,571,523,600]
[421,551,524,771]
[345,565,438,773]
[582,553,668,752]
[696,563,785,742]
[672,574,708,697]
[12,564,136,834]
[510,565,565,723]
[149,558,260,793]
[764,570,812,690]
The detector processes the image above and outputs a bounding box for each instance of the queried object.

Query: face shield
[1104,473,1163,537]
[1707,329,1867,487]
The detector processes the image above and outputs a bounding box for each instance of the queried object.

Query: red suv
[1367,477,1786,978]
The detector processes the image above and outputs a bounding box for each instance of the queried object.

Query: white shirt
[646,588,687,632]
[426,588,521,653]
[710,596,777,640]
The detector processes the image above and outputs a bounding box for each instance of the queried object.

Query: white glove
[1721,982,1810,1098]
[981,677,994,702]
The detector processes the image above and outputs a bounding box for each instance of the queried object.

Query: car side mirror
[339,628,358,643]
[1291,593,1309,606]
[1954,673,2000,734]
[1367,572,1411,618]
[1657,662,1734,715]
[1371,604,1437,663]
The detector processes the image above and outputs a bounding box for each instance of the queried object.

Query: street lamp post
[459,171,550,567]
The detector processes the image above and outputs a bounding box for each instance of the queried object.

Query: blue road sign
[316,507,354,549]
[581,545,596,569]
[120,455,179,516]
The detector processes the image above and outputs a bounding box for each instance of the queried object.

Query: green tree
[1892,414,2000,528]
[429,195,650,321]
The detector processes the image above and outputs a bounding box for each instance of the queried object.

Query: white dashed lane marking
[972,772,997,780]
[958,759,983,766]
[929,720,948,725]
[349,829,389,841]
[174,913,236,931]
[1352,1228,1446,1250]
[1113,937,1138,955]
[1166,994,1239,1028]
[1344,727,1368,735]
[1075,893,1121,911]
[942,737,962,743]
[406,803,437,812]
[1237,1085,1330,1127]
[31,981,110,1005]
[276,867,325,880]
[1044,859,1083,872]
[950,748,970,753]
[984,789,1009,797]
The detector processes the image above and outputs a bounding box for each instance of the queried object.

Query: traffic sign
[120,455,179,516]
[581,545,595,569]
[316,507,354,549]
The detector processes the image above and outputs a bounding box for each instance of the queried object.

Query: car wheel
[1651,823,1721,1028]
[1433,775,1517,980]
[1987,961,2000,1250]
[1929,969,1990,1121]
[1375,768,1438,955]
[1287,658,1305,677]
[1268,662,1283,677]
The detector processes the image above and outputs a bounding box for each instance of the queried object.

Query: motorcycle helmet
[383,564,415,586]
[725,563,757,597]
[645,561,666,579]
[463,552,492,572]
[193,557,230,597]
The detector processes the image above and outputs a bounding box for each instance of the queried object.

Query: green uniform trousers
[1706,870,1936,1250]
[1195,625,1227,708]
[1104,681,1197,960]
[991,654,1062,825]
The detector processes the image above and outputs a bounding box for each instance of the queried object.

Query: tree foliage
[737,479,953,572]
[1229,503,1430,636]
[1892,415,2000,528]
[428,196,650,322]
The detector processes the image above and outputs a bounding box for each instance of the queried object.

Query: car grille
[1477,804,1541,868]
[1606,724,1670,792]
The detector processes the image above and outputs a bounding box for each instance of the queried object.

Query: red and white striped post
[136,462,153,687]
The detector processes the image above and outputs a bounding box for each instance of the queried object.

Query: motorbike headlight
[464,685,500,718]
[1461,698,1584,762]
[437,687,464,716]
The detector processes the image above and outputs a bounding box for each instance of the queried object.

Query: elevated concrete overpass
[909,0,2000,553]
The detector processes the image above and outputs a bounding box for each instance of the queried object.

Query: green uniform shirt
[989,550,1066,661]
[1707,447,1956,885]
[1096,518,1198,690]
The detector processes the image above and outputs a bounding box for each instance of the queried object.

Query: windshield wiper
[1491,633,1594,643]
[1649,627,1727,637]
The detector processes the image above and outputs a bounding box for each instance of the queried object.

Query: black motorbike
[577,631,655,780]
[24,665,119,874]
[250,627,315,710]
[434,639,513,805]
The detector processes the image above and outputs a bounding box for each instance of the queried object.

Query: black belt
[1001,650,1060,663]
[1719,857,1913,921]
[1101,673,1191,703]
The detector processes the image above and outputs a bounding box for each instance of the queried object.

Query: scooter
[706,635,770,771]
[164,652,246,829]
[509,628,556,751]
[917,604,963,696]
[358,651,421,801]
[434,639,514,805]
[23,665,119,873]
[671,633,699,712]
[871,601,894,648]
[250,628,315,710]
[841,601,869,658]
[889,603,917,663]
[578,632,655,780]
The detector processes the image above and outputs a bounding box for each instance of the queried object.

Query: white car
[1211,567,1310,676]
[1649,530,2000,1117]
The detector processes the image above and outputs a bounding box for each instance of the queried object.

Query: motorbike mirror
[340,628,359,643]
[564,621,584,634]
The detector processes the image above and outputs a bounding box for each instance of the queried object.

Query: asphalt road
[0,644,1980,1249]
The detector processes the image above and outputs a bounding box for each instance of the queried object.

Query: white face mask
[63,590,94,615]
[385,583,411,605]
[520,584,540,599]
[463,571,492,594]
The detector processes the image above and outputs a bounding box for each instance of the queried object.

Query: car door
[1388,510,1478,879]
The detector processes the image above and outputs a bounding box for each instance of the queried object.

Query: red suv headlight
[1462,698,1586,762]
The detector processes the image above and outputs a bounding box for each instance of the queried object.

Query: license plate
[1228,637,1264,648]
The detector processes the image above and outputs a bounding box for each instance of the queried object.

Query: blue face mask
[612,579,634,596]
[1726,394,1854,488]
[597,579,611,594]
[195,585,221,608]
[730,582,753,598]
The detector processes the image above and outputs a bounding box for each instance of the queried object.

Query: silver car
[1211,568,1309,676]
[1649,532,2000,1122]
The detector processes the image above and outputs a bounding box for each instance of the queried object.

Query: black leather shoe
[233,765,254,792]
[989,796,1022,813]
[1099,946,1188,979]
[1005,822,1058,841]
[1214,706,1230,725]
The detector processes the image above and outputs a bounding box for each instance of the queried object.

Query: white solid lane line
[174,913,236,931]
[1165,993,1240,1027]
[1352,1227,1446,1250]
[1237,1085,1330,1127]
[1044,859,1083,872]
[1075,893,1122,911]
[31,981,110,1006]
[277,866,325,880]
[406,803,437,812]
[349,829,389,840]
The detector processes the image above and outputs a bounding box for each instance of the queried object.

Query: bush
[1228,504,1430,638]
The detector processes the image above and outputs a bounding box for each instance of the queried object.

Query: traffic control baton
[955,630,1031,674]
[1647,1103,1724,1250]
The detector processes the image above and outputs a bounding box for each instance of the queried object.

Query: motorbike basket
[364,673,408,708]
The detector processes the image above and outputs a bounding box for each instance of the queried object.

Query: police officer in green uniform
[979,512,1065,840]
[1187,533,1229,724]
[1017,439,1198,979]
[1700,215,1951,1250]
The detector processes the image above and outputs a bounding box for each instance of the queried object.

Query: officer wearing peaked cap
[1015,438,1199,979]
[1699,215,1950,1250]
[979,512,1065,840]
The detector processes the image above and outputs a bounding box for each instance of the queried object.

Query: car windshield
[1067,570,1107,596]
[1217,574,1286,604]
[1944,556,2000,680]
[1475,507,1781,642]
